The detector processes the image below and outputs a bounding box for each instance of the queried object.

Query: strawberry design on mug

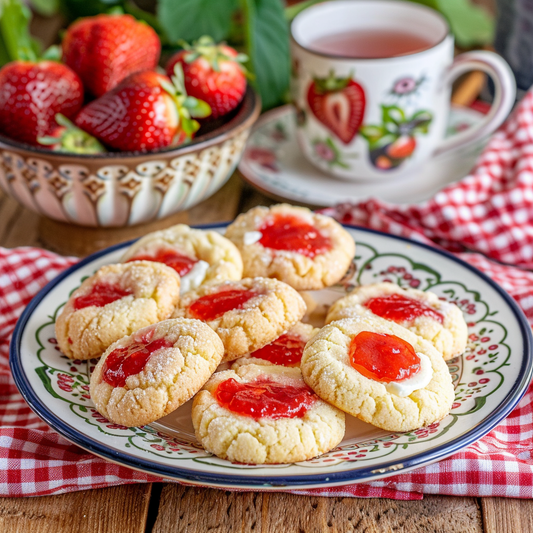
[307,71,365,144]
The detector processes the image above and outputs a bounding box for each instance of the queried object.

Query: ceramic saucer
[239,105,487,206]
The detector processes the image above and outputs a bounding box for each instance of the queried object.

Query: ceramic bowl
[0,87,260,227]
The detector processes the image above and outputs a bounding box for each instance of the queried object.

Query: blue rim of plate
[9,223,533,489]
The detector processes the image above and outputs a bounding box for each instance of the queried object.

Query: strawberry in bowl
[75,66,211,152]
[0,60,83,146]
[0,5,260,228]
[62,14,161,98]
[166,36,247,119]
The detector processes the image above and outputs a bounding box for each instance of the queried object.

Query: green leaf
[29,0,59,16]
[409,110,433,134]
[410,0,494,47]
[438,0,494,47]
[183,97,212,118]
[0,0,38,65]
[359,125,386,143]
[35,367,66,400]
[41,44,61,61]
[382,105,405,126]
[180,115,200,136]
[157,0,238,43]
[242,0,290,110]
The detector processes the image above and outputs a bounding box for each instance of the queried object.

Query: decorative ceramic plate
[239,105,487,206]
[10,224,533,490]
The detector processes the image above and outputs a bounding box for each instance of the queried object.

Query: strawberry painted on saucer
[239,105,487,207]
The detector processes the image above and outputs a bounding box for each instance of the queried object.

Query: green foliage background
[2,0,495,110]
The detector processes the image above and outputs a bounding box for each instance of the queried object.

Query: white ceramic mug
[290,0,516,181]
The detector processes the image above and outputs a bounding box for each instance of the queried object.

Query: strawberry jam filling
[258,213,331,258]
[102,332,173,388]
[349,331,420,383]
[74,282,132,310]
[127,248,198,277]
[214,377,316,419]
[365,293,444,324]
[251,334,306,367]
[188,288,257,321]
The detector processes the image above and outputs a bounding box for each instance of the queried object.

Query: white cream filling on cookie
[181,260,210,294]
[243,231,263,246]
[382,352,433,398]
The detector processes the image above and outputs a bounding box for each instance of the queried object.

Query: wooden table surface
[1,172,533,533]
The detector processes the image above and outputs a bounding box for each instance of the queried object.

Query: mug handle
[434,50,516,157]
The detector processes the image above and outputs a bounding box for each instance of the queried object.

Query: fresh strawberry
[62,14,161,97]
[38,114,106,154]
[307,72,365,144]
[0,60,83,146]
[75,67,211,152]
[166,36,247,119]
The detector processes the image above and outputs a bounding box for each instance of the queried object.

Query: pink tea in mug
[311,29,434,59]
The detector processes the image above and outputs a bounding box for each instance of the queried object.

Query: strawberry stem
[180,35,249,75]
[160,64,212,138]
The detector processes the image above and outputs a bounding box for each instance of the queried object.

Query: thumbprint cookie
[224,204,355,290]
[192,363,345,464]
[121,224,243,294]
[56,261,180,360]
[231,322,318,369]
[301,315,455,432]
[326,282,467,360]
[172,277,306,361]
[90,319,224,427]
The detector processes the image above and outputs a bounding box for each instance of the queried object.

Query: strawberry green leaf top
[38,114,106,154]
[312,71,354,94]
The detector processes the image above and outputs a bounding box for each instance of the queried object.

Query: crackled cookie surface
[90,318,224,427]
[224,204,355,290]
[121,224,243,294]
[56,261,180,360]
[192,364,345,464]
[173,277,306,361]
[231,322,318,369]
[326,283,467,360]
[301,315,454,432]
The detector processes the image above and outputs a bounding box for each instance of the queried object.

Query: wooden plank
[481,498,533,533]
[237,181,276,214]
[0,484,152,533]
[152,486,483,533]
[0,191,42,248]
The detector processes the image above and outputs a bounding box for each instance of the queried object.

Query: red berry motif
[166,36,247,119]
[307,71,366,144]
[386,135,416,159]
[360,105,432,171]
[62,14,161,97]
[75,67,211,152]
[0,61,83,146]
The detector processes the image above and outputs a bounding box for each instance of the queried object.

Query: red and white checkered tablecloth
[2,89,533,499]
